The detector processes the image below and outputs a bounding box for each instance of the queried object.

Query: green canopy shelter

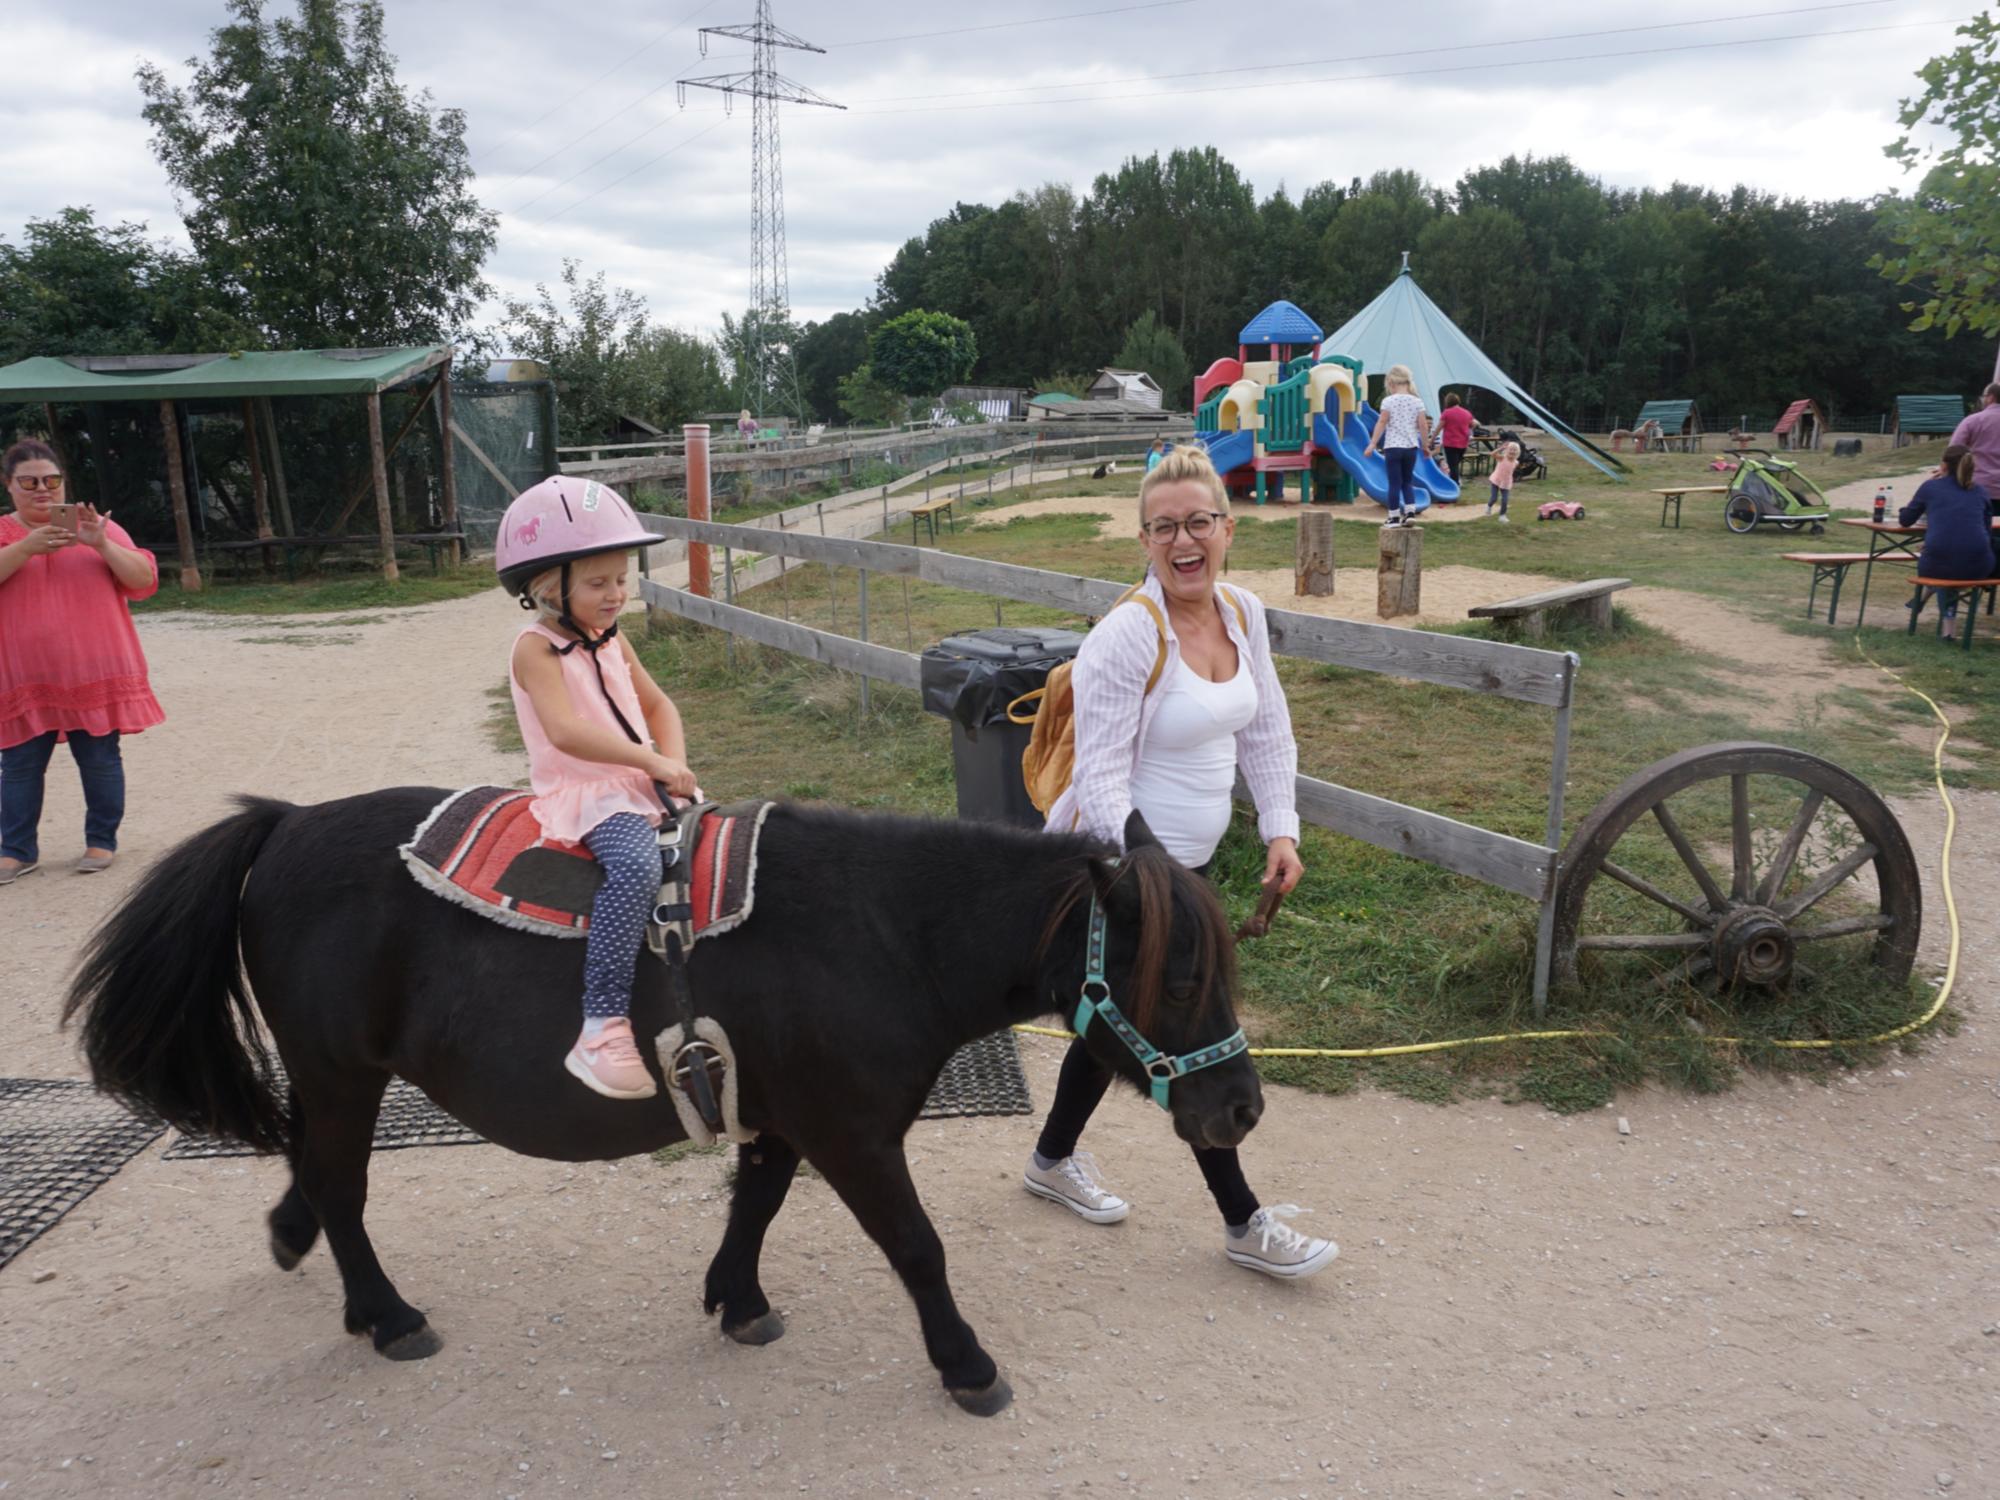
[1892,394,1965,448]
[0,346,469,590]
[1320,259,1625,479]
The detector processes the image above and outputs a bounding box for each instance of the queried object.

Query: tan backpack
[1007,584,1248,817]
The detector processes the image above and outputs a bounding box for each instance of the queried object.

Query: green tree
[1113,311,1191,410]
[0,207,258,364]
[136,0,496,348]
[835,366,908,426]
[1874,11,2000,371]
[869,309,978,395]
[498,260,721,441]
[795,311,873,423]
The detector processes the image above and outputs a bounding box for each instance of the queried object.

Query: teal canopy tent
[1322,262,1625,478]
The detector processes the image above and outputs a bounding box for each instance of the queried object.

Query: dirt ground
[1,572,1994,1498]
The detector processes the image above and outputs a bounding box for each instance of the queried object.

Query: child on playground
[1486,442,1521,522]
[1362,364,1431,526]
[495,476,697,1101]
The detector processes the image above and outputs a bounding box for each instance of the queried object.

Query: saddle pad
[400,786,772,940]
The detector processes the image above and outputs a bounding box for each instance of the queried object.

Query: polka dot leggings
[580,813,661,1020]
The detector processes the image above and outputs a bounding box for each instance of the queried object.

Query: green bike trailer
[1723,451,1830,535]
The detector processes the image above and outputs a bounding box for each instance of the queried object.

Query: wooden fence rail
[634,511,1582,1006]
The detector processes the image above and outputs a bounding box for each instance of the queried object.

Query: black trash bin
[920,626,1085,828]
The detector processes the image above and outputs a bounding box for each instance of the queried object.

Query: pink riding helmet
[494,476,656,600]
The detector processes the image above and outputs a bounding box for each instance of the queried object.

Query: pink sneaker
[565,1018,658,1100]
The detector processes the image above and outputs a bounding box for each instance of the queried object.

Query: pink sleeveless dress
[508,621,662,844]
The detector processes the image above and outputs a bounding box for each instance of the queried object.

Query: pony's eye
[1166,982,1198,1006]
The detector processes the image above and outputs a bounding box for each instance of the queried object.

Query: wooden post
[158,400,202,592]
[259,397,295,537]
[685,423,711,599]
[436,361,460,564]
[366,392,400,583]
[41,404,72,481]
[1296,510,1334,596]
[240,399,274,536]
[1376,523,1421,619]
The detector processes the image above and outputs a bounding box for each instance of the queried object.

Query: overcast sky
[0,0,1972,342]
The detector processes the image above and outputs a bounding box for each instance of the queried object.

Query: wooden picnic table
[1651,485,1728,529]
[1838,516,2000,626]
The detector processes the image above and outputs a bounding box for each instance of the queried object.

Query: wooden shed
[1632,399,1703,451]
[1892,395,1965,447]
[1772,398,1826,451]
[1086,369,1164,409]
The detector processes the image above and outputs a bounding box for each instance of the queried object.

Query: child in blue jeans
[1485,442,1520,522]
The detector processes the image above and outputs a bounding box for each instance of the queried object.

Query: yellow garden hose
[1017,652,1959,1059]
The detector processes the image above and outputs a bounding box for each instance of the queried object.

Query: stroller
[1722,451,1830,535]
[1491,428,1548,481]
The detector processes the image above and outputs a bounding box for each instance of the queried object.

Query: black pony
[64,792,1259,1415]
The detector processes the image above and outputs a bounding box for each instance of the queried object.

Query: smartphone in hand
[47,502,80,532]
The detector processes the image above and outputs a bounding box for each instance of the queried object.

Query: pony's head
[1042,813,1262,1150]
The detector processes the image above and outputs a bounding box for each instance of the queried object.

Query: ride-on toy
[1537,500,1586,521]
[1723,451,1830,535]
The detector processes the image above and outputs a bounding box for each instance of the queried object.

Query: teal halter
[1072,892,1249,1111]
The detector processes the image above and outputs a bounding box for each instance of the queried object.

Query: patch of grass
[135,561,495,615]
[237,632,362,647]
[653,1140,729,1166]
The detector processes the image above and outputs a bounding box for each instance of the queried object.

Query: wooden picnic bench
[1652,485,1727,529]
[1468,578,1633,639]
[1781,552,1912,624]
[1908,574,2000,651]
[909,495,957,544]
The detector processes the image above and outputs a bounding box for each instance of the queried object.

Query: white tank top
[1127,655,1259,867]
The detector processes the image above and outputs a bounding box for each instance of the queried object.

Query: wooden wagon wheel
[1551,743,1921,994]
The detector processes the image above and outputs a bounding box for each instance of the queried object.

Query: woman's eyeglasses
[1141,511,1227,543]
[10,474,64,491]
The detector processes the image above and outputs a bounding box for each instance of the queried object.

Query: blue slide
[1345,401,1463,504]
[1194,427,1255,478]
[1312,411,1429,512]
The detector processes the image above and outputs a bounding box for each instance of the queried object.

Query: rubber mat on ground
[0,1078,164,1270]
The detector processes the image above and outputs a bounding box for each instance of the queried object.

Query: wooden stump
[1377,523,1421,619]
[1295,510,1333,597]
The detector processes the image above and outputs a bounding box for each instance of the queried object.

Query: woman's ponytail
[1942,443,1975,489]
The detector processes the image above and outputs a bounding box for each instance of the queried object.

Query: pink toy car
[1536,501,1586,522]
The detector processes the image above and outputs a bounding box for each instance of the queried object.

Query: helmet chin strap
[538,559,646,746]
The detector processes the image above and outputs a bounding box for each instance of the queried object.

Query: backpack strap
[1003,585,1167,724]
[1216,583,1250,637]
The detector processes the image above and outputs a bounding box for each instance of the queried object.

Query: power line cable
[846,14,1965,115]
[525,119,730,227]
[827,0,1195,49]
[845,0,1904,105]
[473,0,725,164]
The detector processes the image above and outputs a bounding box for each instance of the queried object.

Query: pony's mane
[1036,841,1233,1034]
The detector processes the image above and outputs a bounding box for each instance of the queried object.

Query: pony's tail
[63,796,295,1154]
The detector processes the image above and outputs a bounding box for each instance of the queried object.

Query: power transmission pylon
[679,2,842,425]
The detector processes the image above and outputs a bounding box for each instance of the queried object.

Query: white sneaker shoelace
[1250,1203,1319,1257]
[1057,1151,1118,1206]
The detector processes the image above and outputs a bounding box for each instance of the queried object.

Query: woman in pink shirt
[496,476,698,1100]
[1436,393,1477,483]
[1025,445,1337,1280]
[0,440,162,885]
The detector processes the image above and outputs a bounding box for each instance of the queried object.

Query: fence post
[857,568,872,713]
[685,423,712,599]
[1531,654,1579,1017]
[722,545,736,669]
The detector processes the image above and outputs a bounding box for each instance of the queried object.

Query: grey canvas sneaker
[1225,1204,1338,1278]
[1022,1151,1130,1224]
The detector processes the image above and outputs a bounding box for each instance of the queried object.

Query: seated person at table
[1898,444,1996,617]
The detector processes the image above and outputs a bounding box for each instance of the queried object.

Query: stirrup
[670,1038,728,1133]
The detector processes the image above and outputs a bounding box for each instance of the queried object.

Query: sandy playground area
[1,557,1994,1497]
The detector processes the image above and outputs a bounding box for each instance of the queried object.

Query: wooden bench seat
[1781,551,1910,624]
[1908,575,2000,651]
[1467,578,1632,639]
[1651,485,1727,529]
[909,496,956,544]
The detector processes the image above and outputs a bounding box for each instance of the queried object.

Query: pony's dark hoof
[269,1226,315,1271]
[723,1311,786,1346]
[948,1375,1013,1417]
[377,1322,444,1361]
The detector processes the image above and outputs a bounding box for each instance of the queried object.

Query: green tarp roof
[0,347,452,403]
[1894,394,1964,434]
[1633,399,1699,432]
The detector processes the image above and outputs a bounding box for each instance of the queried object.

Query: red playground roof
[1773,398,1819,435]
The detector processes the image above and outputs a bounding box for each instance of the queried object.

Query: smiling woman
[1023,443,1337,1278]
[0,440,163,885]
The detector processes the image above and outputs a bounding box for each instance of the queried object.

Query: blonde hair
[1137,443,1227,521]
[524,554,631,622]
[1500,441,1521,458]
[1385,364,1415,393]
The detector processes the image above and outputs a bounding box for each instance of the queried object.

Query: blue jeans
[0,730,125,863]
[1384,447,1419,513]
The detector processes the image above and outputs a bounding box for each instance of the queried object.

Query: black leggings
[1035,1040,1260,1226]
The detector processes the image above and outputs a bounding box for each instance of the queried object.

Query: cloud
[1,0,1961,341]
